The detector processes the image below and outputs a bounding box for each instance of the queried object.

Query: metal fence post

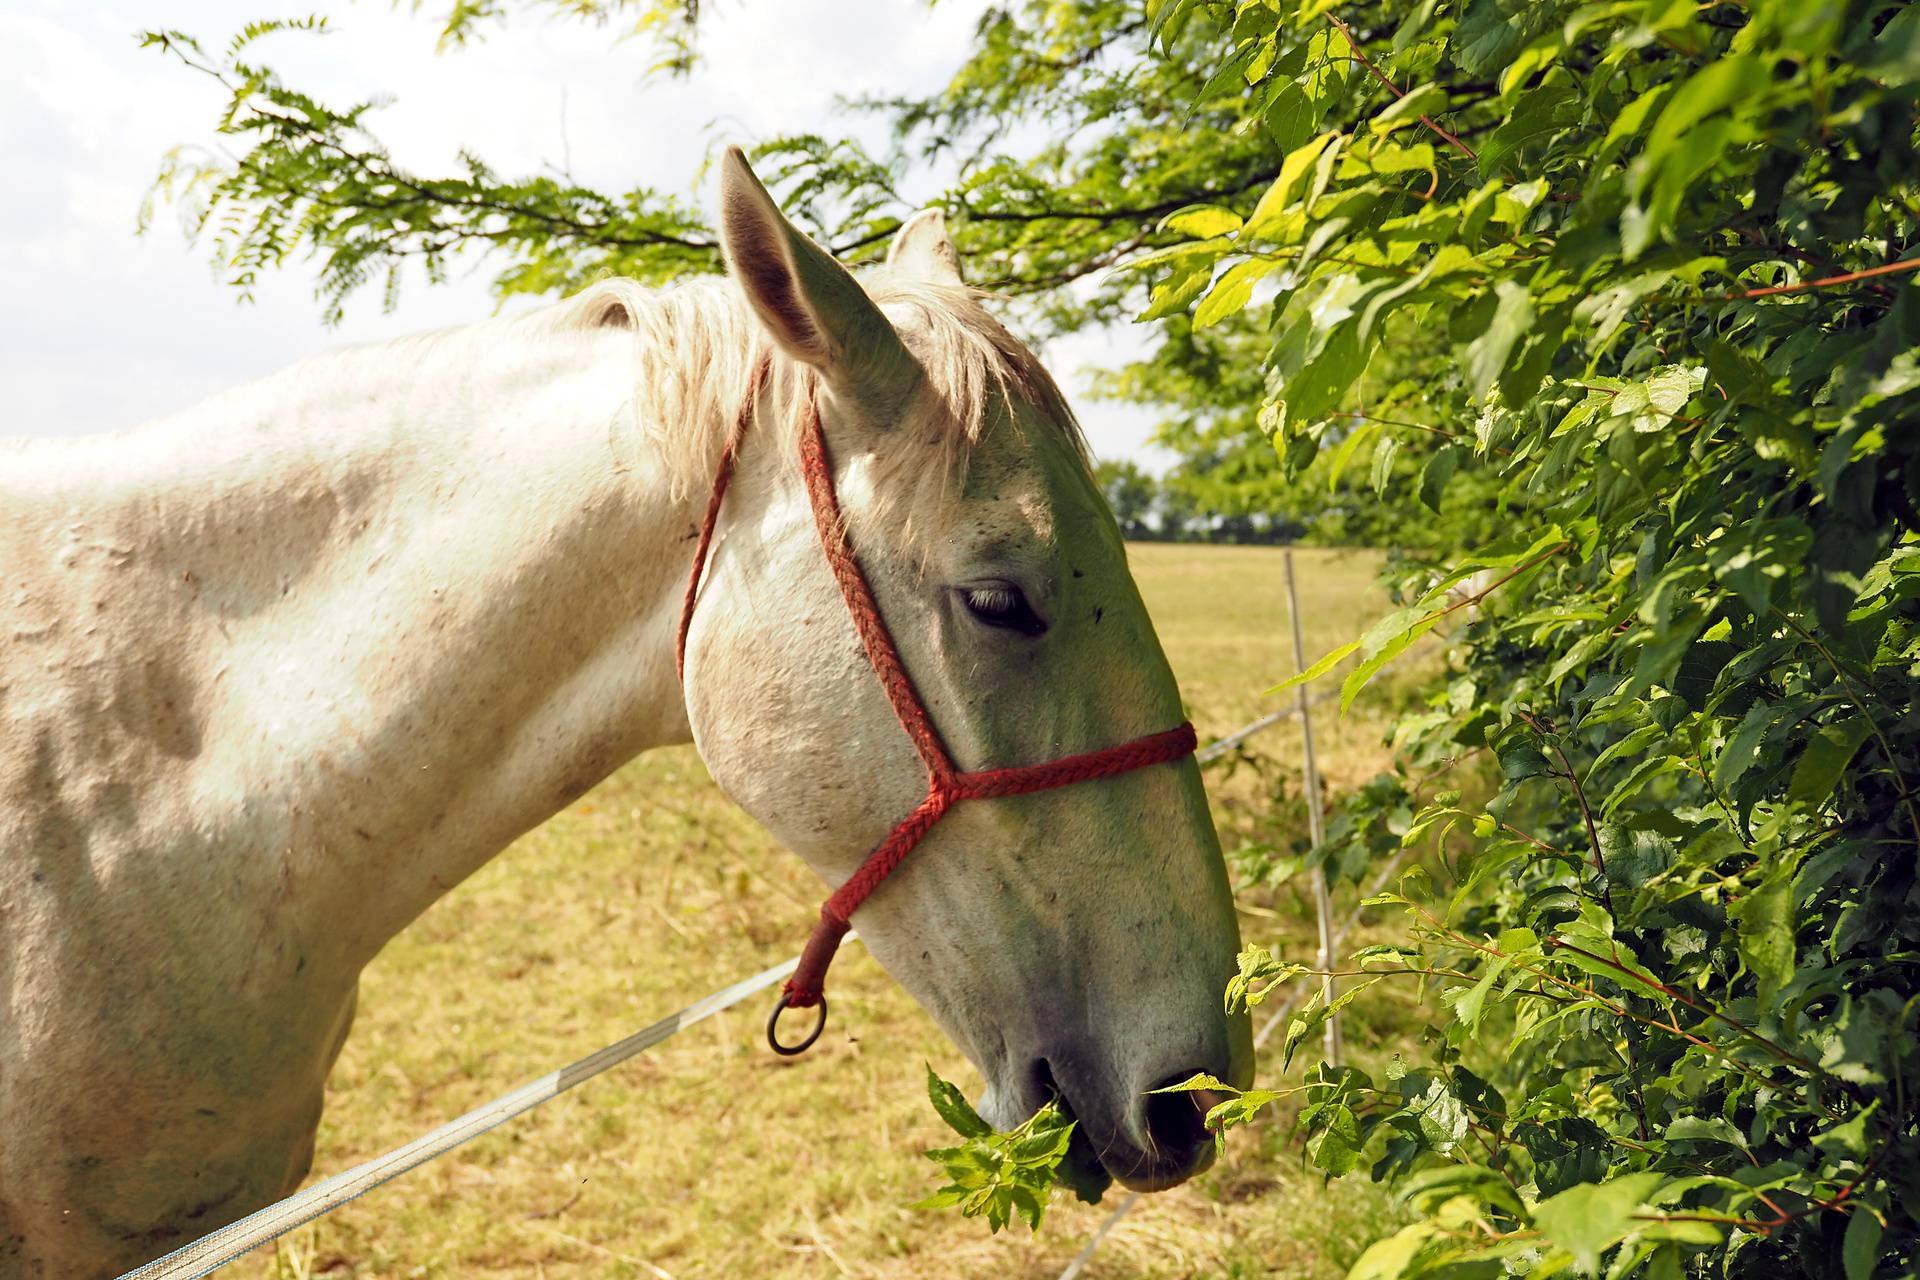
[1284,548,1340,1066]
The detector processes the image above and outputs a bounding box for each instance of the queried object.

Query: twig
[1544,938,1824,1074]
[1431,543,1570,626]
[1728,257,1920,300]
[1324,14,1478,162]
[1514,710,1611,912]
[1332,411,1515,458]
[1630,1146,1885,1237]
[1499,821,1573,859]
[1405,904,1792,1089]
[525,1223,673,1277]
[524,1188,584,1221]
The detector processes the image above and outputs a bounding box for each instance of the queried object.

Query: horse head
[680,150,1252,1193]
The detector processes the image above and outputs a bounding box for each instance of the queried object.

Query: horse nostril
[1141,1070,1214,1161]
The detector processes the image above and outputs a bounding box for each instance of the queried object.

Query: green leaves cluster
[141,1,1267,327]
[915,1067,1076,1234]
[139,19,718,322]
[1144,0,1920,1276]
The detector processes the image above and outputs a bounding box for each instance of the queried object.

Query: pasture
[231,543,1424,1280]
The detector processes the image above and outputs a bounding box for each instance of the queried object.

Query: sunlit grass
[235,544,1432,1280]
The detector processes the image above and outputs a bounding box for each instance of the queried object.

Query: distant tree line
[1093,458,1305,544]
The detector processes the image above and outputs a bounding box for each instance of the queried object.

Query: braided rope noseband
[676,355,1197,1053]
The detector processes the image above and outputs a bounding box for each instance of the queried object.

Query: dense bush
[1149,0,1920,1274]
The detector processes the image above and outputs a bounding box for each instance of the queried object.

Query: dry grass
[233,545,1435,1280]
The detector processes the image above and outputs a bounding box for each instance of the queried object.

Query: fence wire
[114,700,1338,1280]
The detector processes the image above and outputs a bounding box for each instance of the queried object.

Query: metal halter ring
[767,992,829,1056]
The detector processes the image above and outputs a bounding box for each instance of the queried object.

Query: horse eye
[961,584,1047,637]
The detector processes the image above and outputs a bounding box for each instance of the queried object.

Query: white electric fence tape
[114,702,1330,1280]
[115,958,799,1280]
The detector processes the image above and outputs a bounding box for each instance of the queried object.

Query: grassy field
[239,544,1435,1280]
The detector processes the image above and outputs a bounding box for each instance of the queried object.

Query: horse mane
[529,270,1091,545]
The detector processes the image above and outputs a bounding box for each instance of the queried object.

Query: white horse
[0,150,1250,1277]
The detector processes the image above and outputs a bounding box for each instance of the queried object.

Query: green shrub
[1148,0,1920,1274]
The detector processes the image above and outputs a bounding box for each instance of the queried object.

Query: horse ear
[887,209,964,286]
[718,147,915,402]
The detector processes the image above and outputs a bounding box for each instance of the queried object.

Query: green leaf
[1715,700,1796,794]
[1597,82,1671,168]
[1327,419,1381,491]
[1597,824,1672,890]
[1733,852,1803,1003]
[1532,1172,1663,1274]
[1279,318,1375,420]
[1479,75,1576,175]
[1787,714,1873,803]
[1193,258,1276,327]
[1637,58,1769,192]
[1870,3,1920,83]
[1666,1116,1747,1151]
[1159,204,1243,238]
[926,1066,991,1139]
[1190,41,1258,111]
[912,1184,972,1210]
[1465,281,1533,399]
[1843,1208,1883,1280]
[1367,141,1436,177]
[1150,1071,1239,1095]
[1590,723,1664,772]
[1553,909,1671,999]
[1340,613,1440,713]
[1396,1073,1469,1154]
[1369,84,1446,135]
[1140,255,1220,320]
[1009,1185,1045,1230]
[1447,953,1511,1032]
[1263,82,1316,152]
[1417,444,1461,512]
[1453,0,1526,75]
[1816,996,1891,1086]
[1813,1101,1880,1161]
[1498,742,1551,783]
[1346,1222,1440,1280]
[1369,434,1402,498]
[1268,638,1361,693]
[1307,1103,1364,1175]
[1246,132,1339,235]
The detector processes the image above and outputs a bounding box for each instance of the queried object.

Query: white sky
[0,0,1171,467]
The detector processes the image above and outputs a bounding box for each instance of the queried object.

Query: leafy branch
[915,1068,1077,1234]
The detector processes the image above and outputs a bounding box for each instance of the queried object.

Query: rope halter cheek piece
[676,355,1197,1055]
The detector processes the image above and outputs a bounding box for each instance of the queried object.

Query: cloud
[0,0,1163,467]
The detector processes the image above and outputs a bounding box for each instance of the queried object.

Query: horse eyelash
[962,585,1047,636]
[967,586,1019,614]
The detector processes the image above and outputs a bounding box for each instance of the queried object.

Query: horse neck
[292,325,726,937]
[9,318,724,954]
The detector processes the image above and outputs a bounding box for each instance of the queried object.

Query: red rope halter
[676,356,1197,1053]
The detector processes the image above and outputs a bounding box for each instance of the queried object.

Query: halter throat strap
[675,354,1196,1041]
